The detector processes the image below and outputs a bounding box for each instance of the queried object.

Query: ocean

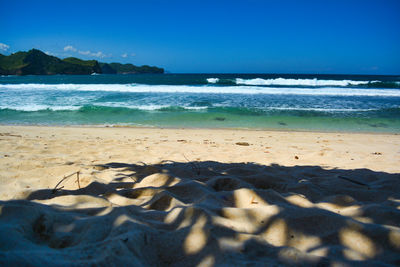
[0,74,399,132]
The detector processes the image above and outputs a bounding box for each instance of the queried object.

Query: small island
[0,49,164,75]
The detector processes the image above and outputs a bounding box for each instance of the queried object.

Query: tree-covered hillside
[100,62,164,74]
[0,49,164,75]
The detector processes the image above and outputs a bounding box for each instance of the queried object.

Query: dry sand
[0,125,399,266]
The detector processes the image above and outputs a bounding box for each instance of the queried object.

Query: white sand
[0,126,399,266]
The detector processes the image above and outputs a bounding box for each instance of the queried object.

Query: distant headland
[0,49,164,75]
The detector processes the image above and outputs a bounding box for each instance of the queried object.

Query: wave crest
[206,78,219,83]
[235,78,374,86]
[0,83,399,97]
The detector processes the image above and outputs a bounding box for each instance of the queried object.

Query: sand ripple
[1,161,400,266]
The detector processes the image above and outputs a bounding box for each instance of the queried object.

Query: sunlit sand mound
[1,161,400,266]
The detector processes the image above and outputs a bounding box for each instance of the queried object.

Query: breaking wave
[1,105,398,115]
[1,83,399,97]
[206,78,219,83]
[234,78,374,86]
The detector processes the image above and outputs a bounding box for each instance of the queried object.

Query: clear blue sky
[1,0,399,74]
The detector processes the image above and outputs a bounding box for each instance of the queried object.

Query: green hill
[63,57,102,73]
[100,62,164,74]
[0,49,164,75]
[0,51,30,74]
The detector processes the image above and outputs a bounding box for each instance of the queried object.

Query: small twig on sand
[337,175,370,189]
[183,154,201,175]
[52,171,79,194]
[76,171,81,189]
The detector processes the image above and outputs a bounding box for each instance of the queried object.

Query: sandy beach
[0,125,399,266]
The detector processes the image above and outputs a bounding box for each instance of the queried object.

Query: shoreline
[1,123,399,135]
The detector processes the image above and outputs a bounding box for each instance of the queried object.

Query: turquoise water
[0,74,399,132]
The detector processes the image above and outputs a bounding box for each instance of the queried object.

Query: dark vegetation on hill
[0,49,164,75]
[99,62,164,74]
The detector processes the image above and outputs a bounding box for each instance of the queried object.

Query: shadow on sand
[1,161,400,266]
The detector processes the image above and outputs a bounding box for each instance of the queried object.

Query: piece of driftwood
[52,171,80,194]
[235,142,250,146]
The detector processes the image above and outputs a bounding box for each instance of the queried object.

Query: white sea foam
[96,104,209,111]
[265,107,378,112]
[0,103,210,112]
[0,105,81,111]
[0,104,385,113]
[184,106,209,110]
[206,78,219,83]
[235,78,374,86]
[0,83,399,97]
[93,104,168,111]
